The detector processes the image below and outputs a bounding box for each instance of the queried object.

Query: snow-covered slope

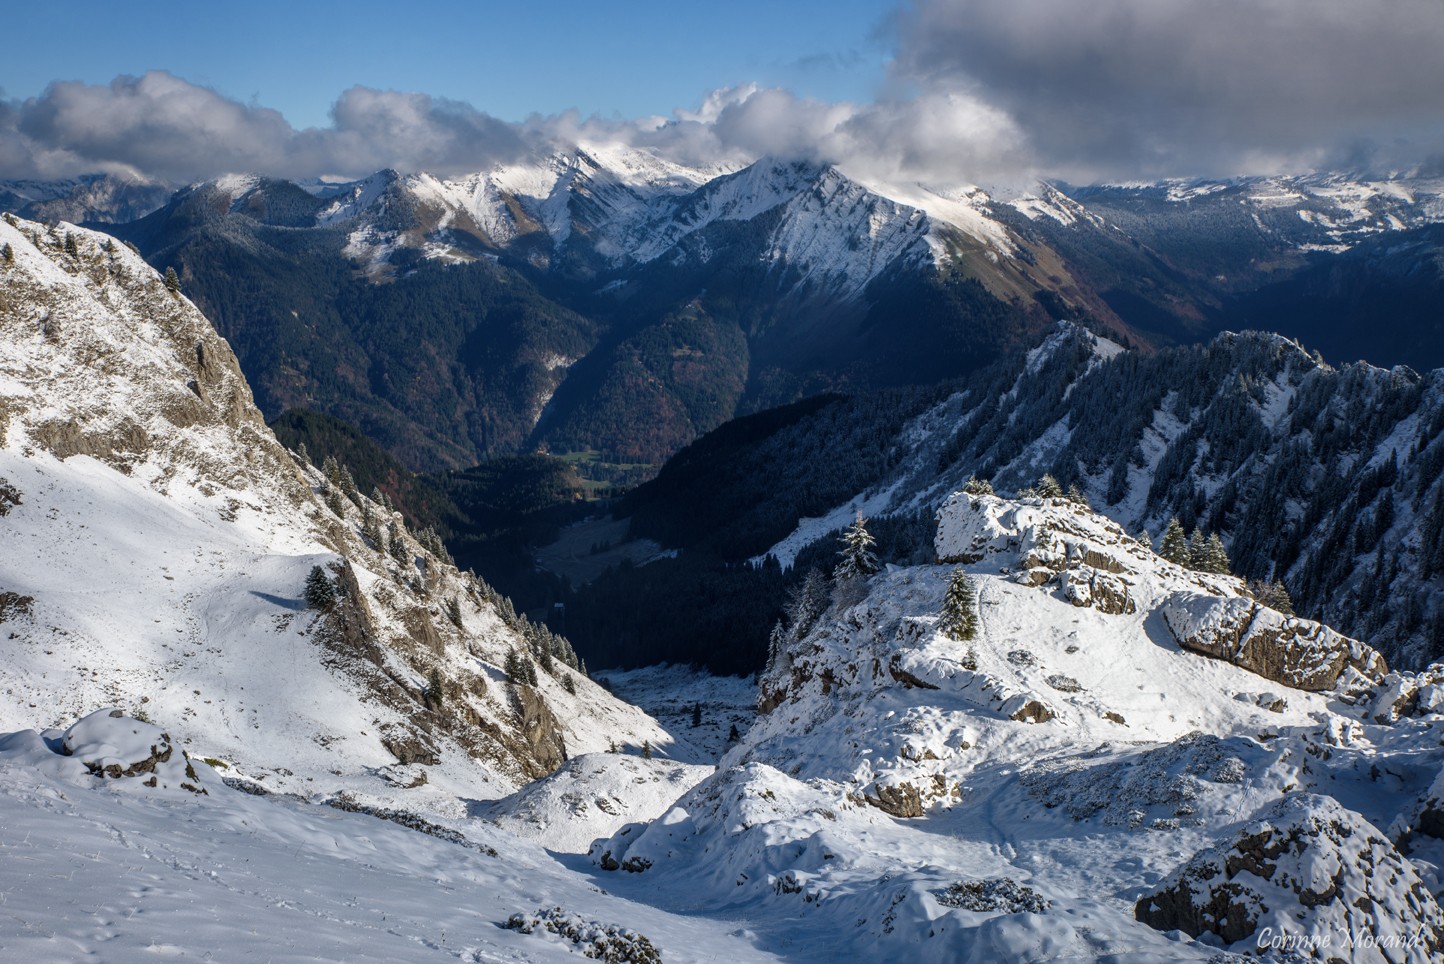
[0,710,776,962]
[591,491,1444,961]
[0,213,672,811]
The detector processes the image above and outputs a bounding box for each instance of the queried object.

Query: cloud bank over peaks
[0,71,1032,190]
[5,0,1443,191]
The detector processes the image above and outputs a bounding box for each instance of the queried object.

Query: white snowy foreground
[0,713,773,962]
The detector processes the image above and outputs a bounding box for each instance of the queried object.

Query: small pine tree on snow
[504,648,523,683]
[834,512,879,581]
[691,702,702,728]
[642,741,652,760]
[1158,518,1188,565]
[1200,532,1231,575]
[1265,580,1295,616]
[338,464,359,505]
[727,724,741,743]
[963,475,994,496]
[766,621,786,672]
[360,503,382,548]
[322,455,341,487]
[1037,474,1063,499]
[1185,528,1207,570]
[304,565,336,612]
[427,666,445,709]
[784,569,829,640]
[295,441,311,466]
[938,567,978,641]
[163,266,181,293]
[1,242,12,264]
[446,595,463,628]
[562,675,576,695]
[1065,483,1090,508]
[322,482,347,518]
[64,233,78,257]
[388,522,411,567]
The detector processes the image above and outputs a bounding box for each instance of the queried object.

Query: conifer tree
[785,569,829,640]
[1,242,13,264]
[163,266,181,292]
[338,464,359,504]
[1158,518,1188,564]
[64,233,78,257]
[360,503,382,548]
[1266,580,1295,616]
[296,441,311,466]
[1200,532,1232,575]
[835,513,879,580]
[504,648,523,683]
[727,724,741,743]
[1186,528,1207,570]
[1065,483,1090,508]
[691,702,702,728]
[1037,474,1064,498]
[963,475,994,496]
[938,567,978,641]
[388,521,411,567]
[304,565,336,612]
[446,596,463,628]
[427,667,445,709]
[322,455,341,487]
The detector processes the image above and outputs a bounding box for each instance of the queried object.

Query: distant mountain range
[5,155,1444,476]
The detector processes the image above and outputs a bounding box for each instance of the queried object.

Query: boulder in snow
[1135,794,1444,961]
[1162,592,1386,691]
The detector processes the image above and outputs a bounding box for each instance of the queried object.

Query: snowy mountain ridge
[0,212,677,814]
[756,320,1444,669]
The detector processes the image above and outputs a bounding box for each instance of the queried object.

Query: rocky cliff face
[0,213,672,810]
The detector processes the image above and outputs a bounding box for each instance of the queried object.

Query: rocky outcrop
[1136,794,1444,961]
[864,781,924,818]
[1369,668,1444,724]
[1162,592,1386,691]
[517,685,567,773]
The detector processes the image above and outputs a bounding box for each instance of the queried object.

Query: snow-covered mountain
[291,147,1028,309]
[0,212,676,810]
[1059,171,1444,253]
[591,490,1444,961]
[755,321,1444,670]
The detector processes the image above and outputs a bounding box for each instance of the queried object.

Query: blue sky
[8,0,895,129]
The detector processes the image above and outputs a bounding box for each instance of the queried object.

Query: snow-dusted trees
[1198,533,1232,575]
[163,266,181,293]
[939,567,978,642]
[784,569,829,640]
[835,513,879,580]
[1250,579,1295,615]
[1037,474,1064,499]
[304,565,336,612]
[963,475,994,496]
[1159,518,1188,565]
